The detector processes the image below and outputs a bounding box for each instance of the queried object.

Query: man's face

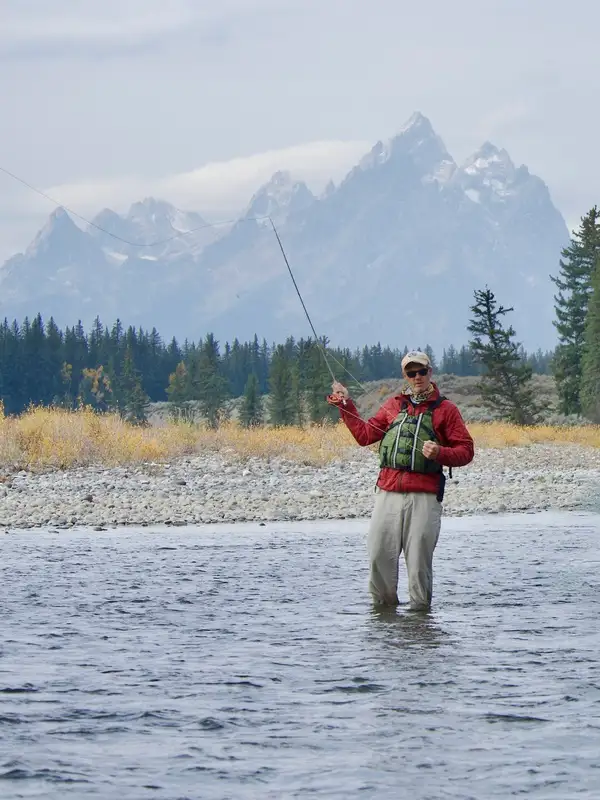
[403,362,432,393]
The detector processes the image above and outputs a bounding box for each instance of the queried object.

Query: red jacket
[335,383,474,495]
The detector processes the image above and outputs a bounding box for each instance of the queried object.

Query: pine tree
[45,317,64,403]
[196,333,230,429]
[121,349,150,424]
[551,207,600,414]
[166,361,192,421]
[381,345,397,377]
[440,345,459,374]
[305,340,337,423]
[361,345,373,380]
[458,345,479,377]
[267,345,296,425]
[293,338,312,426]
[424,344,437,371]
[258,338,270,393]
[239,373,264,427]
[64,322,88,403]
[369,342,384,379]
[22,313,45,405]
[58,362,73,407]
[580,257,600,421]
[289,361,306,427]
[144,327,164,399]
[185,346,201,405]
[468,288,541,425]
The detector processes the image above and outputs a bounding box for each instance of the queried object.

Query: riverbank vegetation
[2,403,600,474]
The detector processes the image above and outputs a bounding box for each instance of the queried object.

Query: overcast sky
[1,0,598,261]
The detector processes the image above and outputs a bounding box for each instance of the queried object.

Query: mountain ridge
[0,112,569,352]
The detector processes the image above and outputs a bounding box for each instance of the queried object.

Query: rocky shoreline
[2,443,600,531]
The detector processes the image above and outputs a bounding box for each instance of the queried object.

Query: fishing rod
[267,216,438,443]
[268,216,370,396]
[268,217,337,384]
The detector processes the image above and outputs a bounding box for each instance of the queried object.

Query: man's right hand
[327,381,349,405]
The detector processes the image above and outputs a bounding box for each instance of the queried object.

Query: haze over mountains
[0,113,569,353]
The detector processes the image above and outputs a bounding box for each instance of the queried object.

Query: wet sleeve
[338,398,390,446]
[435,403,474,467]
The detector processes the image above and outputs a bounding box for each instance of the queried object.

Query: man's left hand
[422,441,440,460]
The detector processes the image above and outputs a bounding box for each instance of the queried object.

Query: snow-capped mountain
[455,141,534,207]
[358,112,457,184]
[0,113,569,352]
[89,197,219,260]
[0,208,116,316]
[244,171,315,224]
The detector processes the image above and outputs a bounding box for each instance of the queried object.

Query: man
[327,351,474,611]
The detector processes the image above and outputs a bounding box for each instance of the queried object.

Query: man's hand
[327,381,349,405]
[331,381,349,399]
[422,441,440,460]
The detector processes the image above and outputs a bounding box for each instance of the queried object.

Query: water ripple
[2,512,600,798]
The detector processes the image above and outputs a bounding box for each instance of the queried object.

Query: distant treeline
[0,313,554,417]
[438,344,553,377]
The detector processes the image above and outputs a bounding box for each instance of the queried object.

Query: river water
[2,512,600,799]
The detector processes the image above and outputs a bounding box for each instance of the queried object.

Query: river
[2,512,600,798]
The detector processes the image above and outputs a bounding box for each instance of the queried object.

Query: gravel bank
[1,444,600,530]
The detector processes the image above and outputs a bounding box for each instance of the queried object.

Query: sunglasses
[405,367,429,378]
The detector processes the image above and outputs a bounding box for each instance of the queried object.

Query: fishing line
[2,162,414,431]
[267,219,439,441]
[265,220,433,442]
[268,216,338,385]
[0,163,372,391]
[322,397,442,444]
[0,163,272,247]
[268,216,374,394]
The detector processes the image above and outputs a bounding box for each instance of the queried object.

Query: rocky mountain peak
[461,142,517,183]
[88,197,209,258]
[127,197,176,223]
[245,171,315,220]
[25,207,88,259]
[397,110,436,138]
[455,141,538,207]
[358,112,456,182]
[0,114,570,353]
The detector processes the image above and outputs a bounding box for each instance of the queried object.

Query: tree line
[465,205,600,425]
[0,310,554,423]
[551,206,600,420]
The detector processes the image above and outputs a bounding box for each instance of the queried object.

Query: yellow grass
[1,403,600,473]
[468,422,600,448]
[0,404,197,471]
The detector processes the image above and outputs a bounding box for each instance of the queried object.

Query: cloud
[2,1,197,44]
[0,138,369,258]
[161,140,370,215]
[1,0,597,263]
[0,0,291,59]
[36,140,368,217]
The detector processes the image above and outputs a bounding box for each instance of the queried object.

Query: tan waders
[367,489,442,610]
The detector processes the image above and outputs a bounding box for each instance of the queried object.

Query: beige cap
[401,350,431,370]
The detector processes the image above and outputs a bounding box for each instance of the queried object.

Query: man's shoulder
[375,393,405,419]
[382,390,407,404]
[383,394,405,411]
[434,396,465,419]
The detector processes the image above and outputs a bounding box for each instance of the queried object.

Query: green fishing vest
[378,397,446,473]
